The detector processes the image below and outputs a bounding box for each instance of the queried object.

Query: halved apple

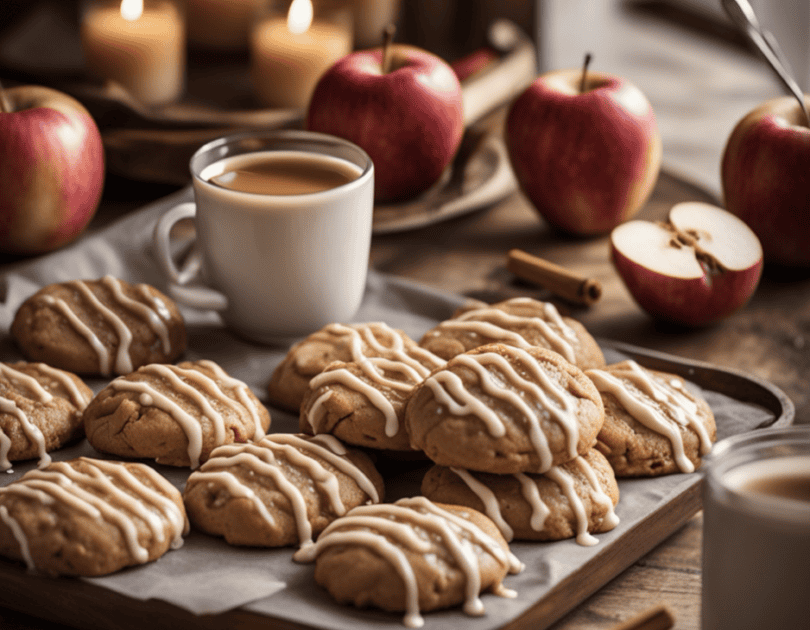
[611,202,763,326]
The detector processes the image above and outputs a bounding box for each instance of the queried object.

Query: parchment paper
[0,187,776,629]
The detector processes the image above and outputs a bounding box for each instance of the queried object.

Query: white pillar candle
[81,0,185,107]
[250,0,352,109]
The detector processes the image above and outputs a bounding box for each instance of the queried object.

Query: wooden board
[0,342,792,630]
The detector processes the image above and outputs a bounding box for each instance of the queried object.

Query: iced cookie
[11,276,186,377]
[0,457,188,577]
[184,433,384,547]
[585,360,716,476]
[0,362,92,471]
[299,355,429,452]
[293,496,523,628]
[83,360,271,469]
[405,344,605,474]
[267,322,444,413]
[421,448,619,545]
[419,297,605,369]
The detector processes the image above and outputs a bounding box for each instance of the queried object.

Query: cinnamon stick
[609,605,675,630]
[506,249,602,306]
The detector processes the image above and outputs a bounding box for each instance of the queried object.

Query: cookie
[0,362,92,471]
[11,275,187,377]
[585,360,717,476]
[293,497,523,627]
[299,355,428,452]
[183,433,384,548]
[421,448,620,545]
[83,360,271,469]
[405,344,605,474]
[268,322,445,413]
[419,297,605,369]
[0,457,188,577]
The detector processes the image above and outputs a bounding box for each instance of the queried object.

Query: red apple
[506,66,662,236]
[721,95,810,267]
[0,85,105,255]
[611,202,763,326]
[306,44,464,203]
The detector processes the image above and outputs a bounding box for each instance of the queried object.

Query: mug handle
[153,202,229,311]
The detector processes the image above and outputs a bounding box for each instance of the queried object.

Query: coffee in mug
[153,130,374,343]
[701,425,810,630]
[203,151,362,196]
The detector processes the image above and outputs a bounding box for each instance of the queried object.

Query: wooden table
[1,153,807,630]
[1,2,807,628]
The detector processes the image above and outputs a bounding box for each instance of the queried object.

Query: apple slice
[611,202,763,326]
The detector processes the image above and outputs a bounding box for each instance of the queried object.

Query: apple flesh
[0,85,105,255]
[306,44,464,203]
[611,202,763,326]
[506,68,662,236]
[721,95,810,267]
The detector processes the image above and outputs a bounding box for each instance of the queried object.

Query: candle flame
[120,0,143,21]
[287,0,313,34]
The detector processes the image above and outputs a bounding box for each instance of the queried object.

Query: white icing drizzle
[33,363,90,408]
[515,472,551,532]
[42,295,111,375]
[293,496,521,628]
[268,433,379,503]
[142,364,227,445]
[102,276,171,354]
[0,458,186,571]
[0,366,53,471]
[306,327,440,440]
[308,366,401,438]
[450,456,618,545]
[423,347,582,472]
[544,465,599,546]
[0,364,52,403]
[196,360,266,439]
[69,280,134,375]
[110,378,205,469]
[0,505,35,572]
[0,431,12,471]
[110,362,265,469]
[325,323,444,377]
[450,467,514,541]
[586,361,713,473]
[190,433,379,547]
[438,298,579,363]
[138,284,173,321]
[574,456,620,530]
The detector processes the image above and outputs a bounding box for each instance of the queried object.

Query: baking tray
[0,309,793,630]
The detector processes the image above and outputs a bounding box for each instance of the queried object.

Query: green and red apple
[506,66,662,236]
[306,44,464,203]
[611,202,763,326]
[721,94,810,267]
[0,85,105,255]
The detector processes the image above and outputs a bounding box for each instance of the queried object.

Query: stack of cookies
[267,296,718,624]
[0,279,718,626]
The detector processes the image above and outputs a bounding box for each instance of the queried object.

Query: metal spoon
[722,0,809,125]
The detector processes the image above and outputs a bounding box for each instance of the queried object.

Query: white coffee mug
[701,425,810,630]
[153,130,374,344]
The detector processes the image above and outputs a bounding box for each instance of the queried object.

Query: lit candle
[186,0,263,51]
[81,0,185,107]
[250,0,352,109]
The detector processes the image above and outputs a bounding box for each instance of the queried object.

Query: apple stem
[0,78,11,113]
[579,52,592,94]
[381,24,396,74]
